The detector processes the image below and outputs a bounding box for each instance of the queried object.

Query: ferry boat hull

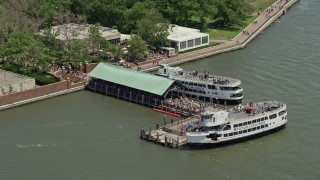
[187,123,286,149]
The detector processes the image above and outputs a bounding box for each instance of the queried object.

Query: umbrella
[187,122,195,127]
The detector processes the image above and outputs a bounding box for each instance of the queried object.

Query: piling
[176,137,179,149]
[140,127,145,139]
[164,135,167,146]
[156,133,159,143]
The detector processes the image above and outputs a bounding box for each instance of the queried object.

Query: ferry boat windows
[239,123,243,127]
[234,124,238,128]
[265,124,268,127]
[253,127,257,131]
[269,113,277,119]
[257,126,261,130]
[261,125,265,128]
[243,130,247,133]
[248,129,252,132]
[278,110,286,116]
[229,133,233,136]
[243,122,247,125]
[223,125,231,131]
[248,121,252,125]
[257,119,261,122]
[223,134,228,137]
[239,131,243,134]
[252,120,256,123]
[265,117,268,120]
[234,132,238,135]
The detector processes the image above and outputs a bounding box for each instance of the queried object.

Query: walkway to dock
[128,0,297,72]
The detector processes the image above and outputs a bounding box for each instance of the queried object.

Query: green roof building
[89,62,175,96]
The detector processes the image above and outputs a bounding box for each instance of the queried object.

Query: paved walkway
[128,0,292,72]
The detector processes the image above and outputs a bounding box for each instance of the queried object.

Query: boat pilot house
[88,63,177,107]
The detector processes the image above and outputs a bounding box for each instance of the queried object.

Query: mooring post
[140,127,145,139]
[171,118,173,124]
[164,135,167,146]
[156,133,159,143]
[163,116,166,126]
[156,122,159,130]
[176,137,179,149]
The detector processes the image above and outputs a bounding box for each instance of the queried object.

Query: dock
[140,104,226,149]
[140,115,200,149]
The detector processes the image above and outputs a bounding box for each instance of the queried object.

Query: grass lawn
[190,0,277,40]
[252,0,278,12]
[206,16,258,40]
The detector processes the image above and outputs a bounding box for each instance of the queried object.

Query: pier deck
[140,104,225,149]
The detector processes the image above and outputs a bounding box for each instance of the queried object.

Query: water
[1,0,320,179]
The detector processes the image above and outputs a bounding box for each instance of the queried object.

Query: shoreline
[0,0,298,111]
[139,0,298,72]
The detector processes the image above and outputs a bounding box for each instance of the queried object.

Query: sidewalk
[130,0,295,72]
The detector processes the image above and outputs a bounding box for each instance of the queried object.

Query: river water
[1,0,319,179]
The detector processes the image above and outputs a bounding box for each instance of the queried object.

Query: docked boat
[186,101,287,148]
[156,64,243,105]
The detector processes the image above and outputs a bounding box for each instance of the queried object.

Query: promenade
[130,0,297,72]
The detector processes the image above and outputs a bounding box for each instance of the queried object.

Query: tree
[215,0,253,26]
[40,28,60,51]
[122,1,155,33]
[61,39,89,66]
[0,0,43,41]
[136,9,169,48]
[110,44,123,60]
[88,24,103,50]
[1,32,51,71]
[196,0,218,30]
[127,34,148,59]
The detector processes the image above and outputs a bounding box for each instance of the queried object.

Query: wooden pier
[140,115,201,149]
[140,104,228,149]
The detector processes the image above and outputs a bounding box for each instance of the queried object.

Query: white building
[37,23,122,47]
[167,25,209,52]
[0,69,35,96]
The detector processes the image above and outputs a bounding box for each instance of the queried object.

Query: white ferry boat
[186,101,287,148]
[157,64,243,105]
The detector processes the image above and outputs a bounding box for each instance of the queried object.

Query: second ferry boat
[156,64,243,105]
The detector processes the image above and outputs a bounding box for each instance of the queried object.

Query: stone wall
[0,81,68,106]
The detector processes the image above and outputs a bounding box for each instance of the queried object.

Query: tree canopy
[127,34,148,59]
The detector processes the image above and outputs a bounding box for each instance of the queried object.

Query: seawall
[142,0,298,72]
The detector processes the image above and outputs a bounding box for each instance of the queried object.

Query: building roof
[167,24,209,42]
[89,63,175,96]
[37,23,121,41]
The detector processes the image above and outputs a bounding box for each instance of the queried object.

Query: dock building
[88,63,176,107]
[167,25,209,52]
